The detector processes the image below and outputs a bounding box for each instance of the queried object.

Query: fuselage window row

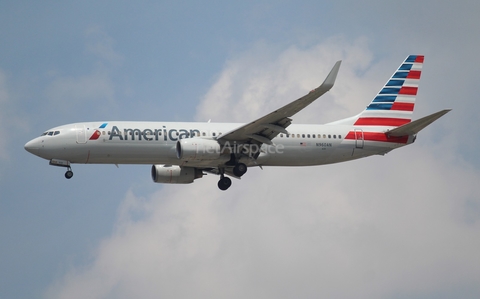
[279,133,341,139]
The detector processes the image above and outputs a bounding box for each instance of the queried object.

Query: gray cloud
[85,25,124,67]
[196,37,377,124]
[46,40,480,299]
[43,27,123,116]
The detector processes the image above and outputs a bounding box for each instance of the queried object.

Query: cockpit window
[41,130,61,136]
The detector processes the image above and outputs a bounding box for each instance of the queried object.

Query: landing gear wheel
[233,163,247,177]
[218,176,232,191]
[65,170,73,179]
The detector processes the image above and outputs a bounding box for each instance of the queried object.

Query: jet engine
[151,165,203,184]
[176,138,222,160]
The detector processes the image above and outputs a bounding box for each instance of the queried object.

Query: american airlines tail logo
[353,55,423,127]
[89,123,108,140]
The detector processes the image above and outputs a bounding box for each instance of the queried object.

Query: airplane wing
[217,61,342,146]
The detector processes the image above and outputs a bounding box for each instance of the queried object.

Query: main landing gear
[218,175,232,191]
[233,163,247,177]
[217,163,247,191]
[65,167,74,179]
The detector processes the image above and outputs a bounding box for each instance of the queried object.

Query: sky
[1,1,480,298]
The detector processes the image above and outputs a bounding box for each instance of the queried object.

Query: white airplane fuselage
[25,121,410,167]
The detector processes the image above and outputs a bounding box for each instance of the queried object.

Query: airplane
[25,55,450,190]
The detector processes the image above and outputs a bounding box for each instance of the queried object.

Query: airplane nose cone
[24,139,41,155]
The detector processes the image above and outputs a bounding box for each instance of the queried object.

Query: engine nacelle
[151,165,203,184]
[176,138,222,160]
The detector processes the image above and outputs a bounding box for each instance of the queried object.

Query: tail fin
[354,55,424,127]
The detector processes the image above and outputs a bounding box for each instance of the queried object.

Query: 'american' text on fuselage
[108,125,200,141]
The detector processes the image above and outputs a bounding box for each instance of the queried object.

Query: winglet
[387,109,451,137]
[321,60,342,89]
[306,60,341,97]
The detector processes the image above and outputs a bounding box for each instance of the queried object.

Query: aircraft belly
[259,143,333,166]
[66,136,406,166]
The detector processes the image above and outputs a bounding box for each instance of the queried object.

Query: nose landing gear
[49,159,74,179]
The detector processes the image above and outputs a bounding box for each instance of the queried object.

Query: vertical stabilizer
[354,55,424,127]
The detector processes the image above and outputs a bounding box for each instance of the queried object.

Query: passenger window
[339,135,342,139]
[302,134,305,138]
[212,132,216,137]
[312,134,315,138]
[102,131,105,135]
[202,132,206,136]
[297,134,300,138]
[286,134,289,138]
[323,134,326,138]
[307,134,310,138]
[280,134,283,138]
[333,135,336,139]
[328,134,331,138]
[291,134,295,138]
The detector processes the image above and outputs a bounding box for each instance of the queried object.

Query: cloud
[47,40,480,299]
[196,36,376,124]
[44,27,123,116]
[85,25,124,67]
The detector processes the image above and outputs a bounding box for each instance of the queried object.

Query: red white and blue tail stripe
[354,55,424,127]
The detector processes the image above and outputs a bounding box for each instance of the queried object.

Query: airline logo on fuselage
[108,125,200,142]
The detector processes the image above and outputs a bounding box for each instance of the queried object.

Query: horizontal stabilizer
[387,109,451,137]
